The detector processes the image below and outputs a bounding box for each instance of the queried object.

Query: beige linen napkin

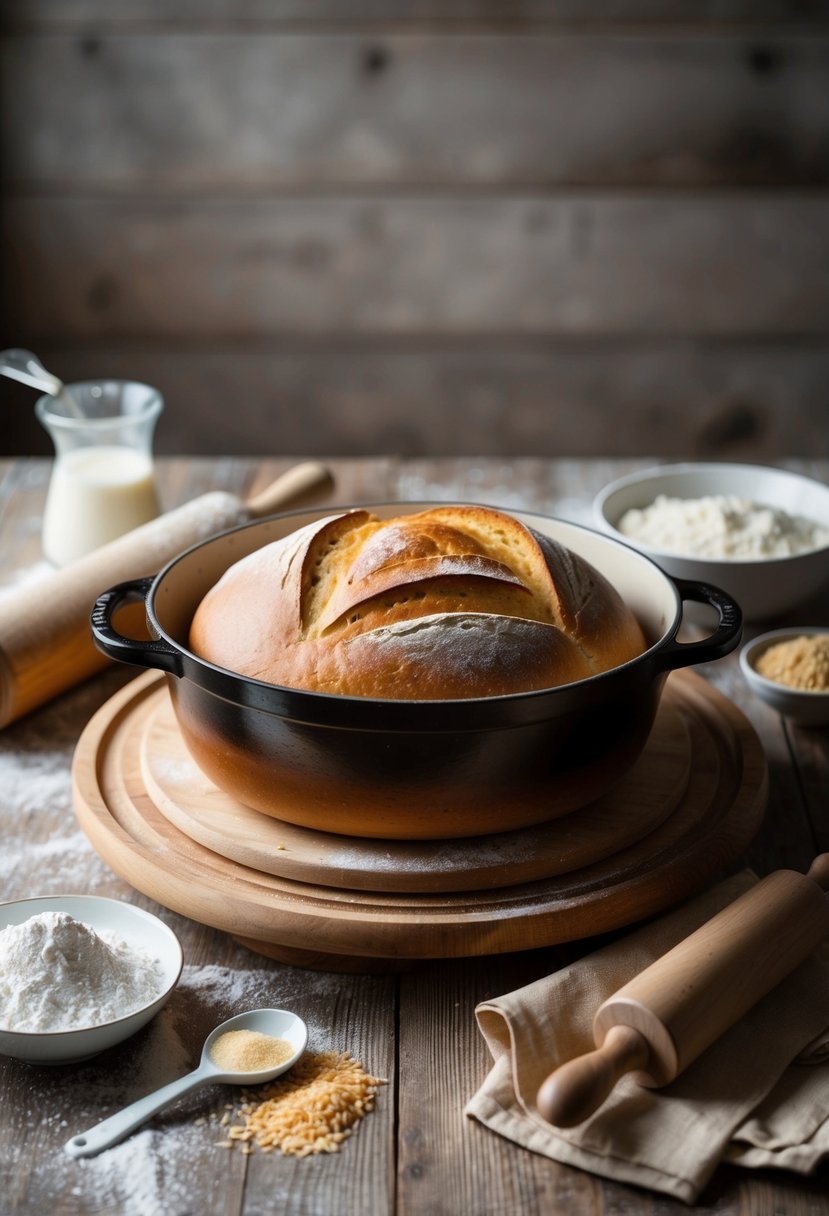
[465,873,829,1203]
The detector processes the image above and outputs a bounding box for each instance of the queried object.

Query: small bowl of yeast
[740,628,829,727]
[594,462,829,623]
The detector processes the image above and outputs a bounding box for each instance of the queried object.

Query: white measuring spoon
[64,1007,308,1159]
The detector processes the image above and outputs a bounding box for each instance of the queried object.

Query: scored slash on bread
[189,506,647,700]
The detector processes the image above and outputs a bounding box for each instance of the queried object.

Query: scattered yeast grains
[756,635,829,691]
[225,1050,387,1157]
[210,1029,295,1072]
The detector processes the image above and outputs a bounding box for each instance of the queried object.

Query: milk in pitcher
[36,379,163,566]
[41,445,160,565]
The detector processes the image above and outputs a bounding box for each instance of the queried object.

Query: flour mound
[0,910,165,1032]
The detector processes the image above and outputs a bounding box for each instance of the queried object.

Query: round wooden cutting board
[139,684,690,893]
[72,670,768,970]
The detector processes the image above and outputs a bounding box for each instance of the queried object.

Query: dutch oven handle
[656,577,743,671]
[91,576,183,676]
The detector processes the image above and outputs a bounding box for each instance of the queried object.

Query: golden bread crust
[188,506,647,699]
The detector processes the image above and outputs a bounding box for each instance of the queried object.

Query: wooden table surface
[1,455,827,1216]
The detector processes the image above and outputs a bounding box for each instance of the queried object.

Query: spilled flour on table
[0,741,73,817]
[0,582,387,1213]
[0,829,102,893]
[0,730,108,895]
[16,964,351,1216]
[0,660,137,898]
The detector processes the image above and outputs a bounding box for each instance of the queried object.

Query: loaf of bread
[189,505,647,699]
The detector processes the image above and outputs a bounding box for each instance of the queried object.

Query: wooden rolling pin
[0,460,333,729]
[536,855,829,1127]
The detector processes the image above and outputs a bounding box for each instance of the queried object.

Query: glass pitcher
[36,380,163,566]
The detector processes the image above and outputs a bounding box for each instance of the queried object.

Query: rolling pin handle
[91,578,182,676]
[536,1023,652,1128]
[807,853,829,891]
[244,462,334,518]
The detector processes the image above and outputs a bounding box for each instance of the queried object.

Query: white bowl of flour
[594,462,829,623]
[0,895,182,1064]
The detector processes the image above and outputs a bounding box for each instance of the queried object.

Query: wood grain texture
[3,34,827,189]
[4,339,828,460]
[5,196,828,340]
[5,2,829,25]
[2,14,828,467]
[0,462,332,727]
[536,858,829,1123]
[593,866,829,1075]
[71,666,768,965]
[140,681,689,892]
[239,973,396,1216]
[1,457,828,1215]
[397,953,613,1216]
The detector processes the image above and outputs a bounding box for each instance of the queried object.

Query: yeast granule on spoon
[209,1028,295,1072]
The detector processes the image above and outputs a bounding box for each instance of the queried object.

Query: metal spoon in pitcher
[0,348,84,417]
[64,1008,308,1159]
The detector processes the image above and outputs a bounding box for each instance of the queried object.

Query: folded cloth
[465,872,829,1203]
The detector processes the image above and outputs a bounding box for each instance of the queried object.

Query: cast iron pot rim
[94,502,742,733]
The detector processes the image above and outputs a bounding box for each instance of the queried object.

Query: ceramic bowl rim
[739,627,829,701]
[593,461,829,568]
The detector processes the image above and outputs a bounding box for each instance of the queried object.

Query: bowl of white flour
[0,895,182,1063]
[594,463,829,622]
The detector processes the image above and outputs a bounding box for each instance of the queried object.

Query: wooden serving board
[139,684,690,893]
[72,670,768,970]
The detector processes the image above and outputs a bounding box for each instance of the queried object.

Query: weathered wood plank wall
[1,2,828,458]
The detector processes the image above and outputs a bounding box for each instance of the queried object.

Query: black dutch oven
[90,504,742,840]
